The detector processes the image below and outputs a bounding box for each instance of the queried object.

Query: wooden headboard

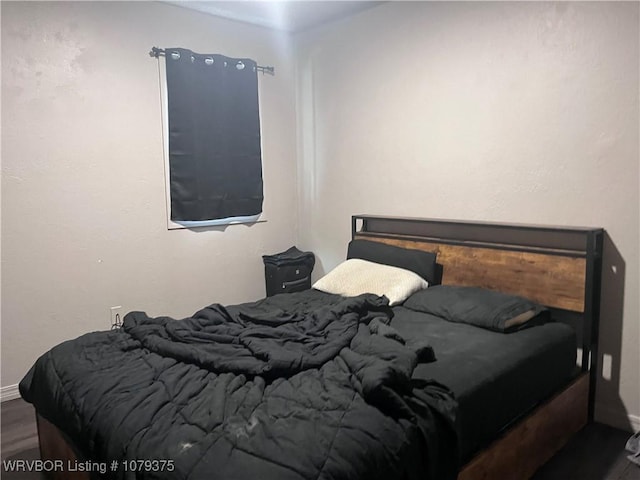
[352,215,604,418]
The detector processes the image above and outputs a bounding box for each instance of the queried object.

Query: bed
[20,215,603,480]
[350,215,603,479]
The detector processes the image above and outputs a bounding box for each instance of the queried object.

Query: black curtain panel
[165,48,263,221]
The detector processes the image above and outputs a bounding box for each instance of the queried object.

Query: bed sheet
[390,306,577,462]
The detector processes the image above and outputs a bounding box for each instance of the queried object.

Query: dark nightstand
[263,247,315,297]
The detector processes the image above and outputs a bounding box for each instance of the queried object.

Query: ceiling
[166,1,383,33]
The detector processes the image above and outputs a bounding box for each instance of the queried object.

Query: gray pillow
[347,239,439,284]
[403,285,548,332]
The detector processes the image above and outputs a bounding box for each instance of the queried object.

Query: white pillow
[312,258,429,306]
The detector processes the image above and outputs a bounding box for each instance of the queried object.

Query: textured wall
[296,2,639,430]
[1,2,298,388]
[2,0,639,434]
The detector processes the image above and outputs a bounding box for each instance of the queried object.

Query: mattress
[390,306,577,463]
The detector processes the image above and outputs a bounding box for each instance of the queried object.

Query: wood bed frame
[352,215,603,479]
[35,215,604,480]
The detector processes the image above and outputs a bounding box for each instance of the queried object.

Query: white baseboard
[627,414,640,433]
[0,384,21,402]
[596,403,640,433]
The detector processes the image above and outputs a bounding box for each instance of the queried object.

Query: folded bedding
[20,290,458,480]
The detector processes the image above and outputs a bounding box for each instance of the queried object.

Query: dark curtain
[165,48,263,221]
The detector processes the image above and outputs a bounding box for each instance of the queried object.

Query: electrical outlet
[576,347,583,368]
[602,353,612,381]
[110,306,122,328]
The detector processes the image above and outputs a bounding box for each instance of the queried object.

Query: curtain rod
[149,47,275,75]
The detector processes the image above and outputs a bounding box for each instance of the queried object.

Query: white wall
[2,0,639,434]
[296,2,640,430]
[1,2,298,389]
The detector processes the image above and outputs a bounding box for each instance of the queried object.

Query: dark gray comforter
[20,290,457,480]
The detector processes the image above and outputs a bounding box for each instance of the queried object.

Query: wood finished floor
[1,398,638,479]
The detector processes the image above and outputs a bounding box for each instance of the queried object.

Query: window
[157,48,264,228]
